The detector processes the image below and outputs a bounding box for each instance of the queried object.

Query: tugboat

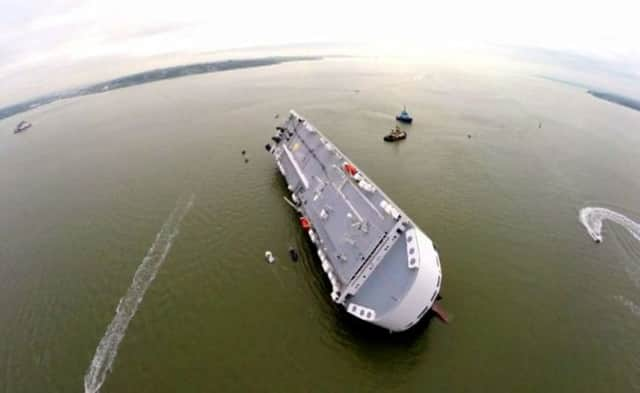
[383,125,407,142]
[395,106,413,124]
[14,120,32,134]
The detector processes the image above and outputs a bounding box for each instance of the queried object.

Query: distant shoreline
[536,75,592,90]
[539,75,640,113]
[0,56,321,121]
[587,90,640,112]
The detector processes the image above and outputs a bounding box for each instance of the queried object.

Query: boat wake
[614,295,640,317]
[84,194,195,393]
[580,207,640,317]
[579,207,640,244]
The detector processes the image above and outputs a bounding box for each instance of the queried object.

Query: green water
[1,58,639,393]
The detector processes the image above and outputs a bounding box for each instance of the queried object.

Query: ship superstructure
[266,111,442,332]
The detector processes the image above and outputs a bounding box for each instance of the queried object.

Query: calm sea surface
[1,58,640,393]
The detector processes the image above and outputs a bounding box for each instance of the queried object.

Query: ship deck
[274,112,414,296]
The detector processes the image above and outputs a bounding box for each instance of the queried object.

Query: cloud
[1,0,639,104]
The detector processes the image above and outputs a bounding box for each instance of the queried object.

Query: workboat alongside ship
[265,111,444,332]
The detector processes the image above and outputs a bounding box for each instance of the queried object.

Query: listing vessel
[14,120,32,134]
[265,111,443,332]
[384,125,407,142]
[395,106,413,124]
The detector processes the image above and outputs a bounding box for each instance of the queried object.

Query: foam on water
[579,207,640,244]
[84,194,195,393]
[614,295,640,317]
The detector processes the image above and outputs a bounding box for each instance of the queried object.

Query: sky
[1,0,639,104]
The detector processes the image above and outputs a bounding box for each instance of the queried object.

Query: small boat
[288,247,299,262]
[383,126,407,142]
[395,106,413,124]
[265,251,275,264]
[14,120,32,134]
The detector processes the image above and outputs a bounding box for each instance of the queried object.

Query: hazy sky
[1,0,639,103]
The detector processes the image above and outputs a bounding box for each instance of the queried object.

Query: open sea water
[1,57,639,392]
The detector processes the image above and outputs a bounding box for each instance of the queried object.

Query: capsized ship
[265,111,443,332]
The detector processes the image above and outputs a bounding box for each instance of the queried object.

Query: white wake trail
[84,194,195,393]
[614,295,640,317]
[579,207,640,244]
